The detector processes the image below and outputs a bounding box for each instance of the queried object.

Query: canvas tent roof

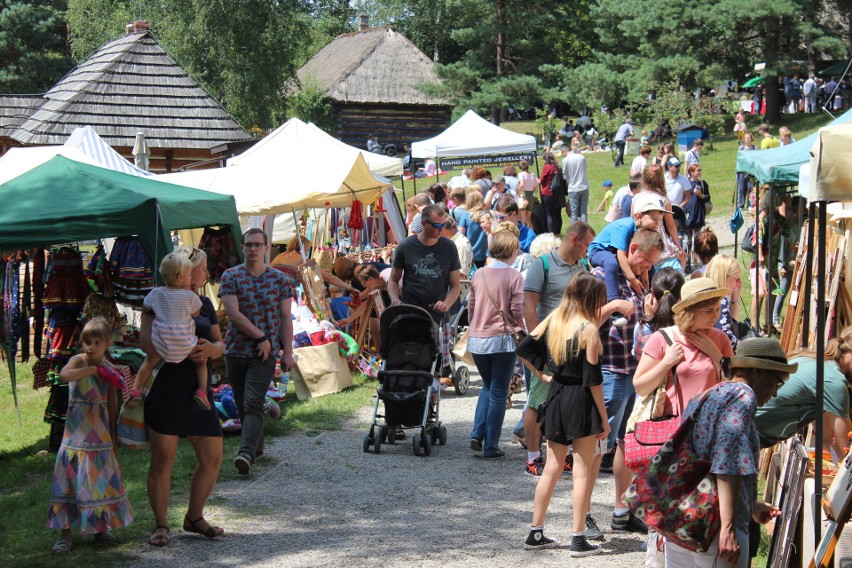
[228,118,402,177]
[0,126,152,185]
[160,119,392,214]
[807,121,852,201]
[411,110,537,159]
[735,108,852,186]
[0,156,242,276]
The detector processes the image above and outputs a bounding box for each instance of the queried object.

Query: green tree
[283,75,333,133]
[0,0,74,93]
[67,0,313,129]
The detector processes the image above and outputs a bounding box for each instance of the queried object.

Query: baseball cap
[493,174,505,184]
[666,157,682,168]
[603,179,613,187]
[633,192,669,214]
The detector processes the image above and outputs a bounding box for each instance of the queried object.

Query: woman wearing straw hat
[633,278,735,418]
[665,337,795,567]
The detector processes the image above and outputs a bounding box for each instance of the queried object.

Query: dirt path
[126,377,647,567]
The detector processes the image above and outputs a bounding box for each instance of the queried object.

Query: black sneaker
[483,450,506,460]
[584,514,605,541]
[570,534,603,557]
[524,529,559,550]
[611,511,648,534]
[234,454,251,475]
[524,456,545,478]
[470,438,483,452]
[563,452,573,476]
[599,447,615,473]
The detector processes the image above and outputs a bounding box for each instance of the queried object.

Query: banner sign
[439,153,536,168]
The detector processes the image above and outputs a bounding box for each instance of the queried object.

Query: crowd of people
[45,132,845,565]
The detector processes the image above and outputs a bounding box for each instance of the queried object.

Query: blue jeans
[589,248,620,302]
[567,190,589,224]
[602,370,636,451]
[471,351,516,456]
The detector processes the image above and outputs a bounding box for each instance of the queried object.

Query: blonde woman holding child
[522,273,610,556]
[127,252,209,410]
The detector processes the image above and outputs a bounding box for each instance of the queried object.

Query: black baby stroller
[363,304,448,456]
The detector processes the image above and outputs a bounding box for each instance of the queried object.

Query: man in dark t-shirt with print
[389,204,461,371]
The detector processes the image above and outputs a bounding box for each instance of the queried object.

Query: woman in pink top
[467,231,525,459]
[633,278,734,416]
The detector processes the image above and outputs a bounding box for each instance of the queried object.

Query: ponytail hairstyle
[644,268,684,330]
[546,273,607,365]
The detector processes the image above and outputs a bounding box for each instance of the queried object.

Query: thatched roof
[2,31,250,149]
[0,95,41,137]
[297,27,448,107]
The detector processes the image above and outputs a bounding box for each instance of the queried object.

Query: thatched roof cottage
[297,23,451,151]
[0,22,250,173]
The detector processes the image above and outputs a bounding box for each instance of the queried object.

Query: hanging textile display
[2,254,22,425]
[79,293,124,331]
[109,236,155,306]
[20,253,30,362]
[32,247,45,358]
[43,247,90,309]
[84,243,113,296]
[198,226,240,282]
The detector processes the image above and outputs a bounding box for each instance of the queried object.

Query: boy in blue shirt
[588,192,668,304]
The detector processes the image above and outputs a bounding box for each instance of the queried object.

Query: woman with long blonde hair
[523,273,610,556]
[705,254,745,351]
[459,190,488,267]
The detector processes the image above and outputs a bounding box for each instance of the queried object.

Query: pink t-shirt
[641,327,733,415]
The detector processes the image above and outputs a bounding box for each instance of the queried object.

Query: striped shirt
[144,287,202,362]
[615,122,633,142]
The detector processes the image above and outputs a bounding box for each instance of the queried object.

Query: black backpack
[550,169,566,196]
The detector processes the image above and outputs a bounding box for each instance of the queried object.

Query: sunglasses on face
[495,214,508,221]
[189,248,202,262]
[243,242,265,249]
[427,221,446,229]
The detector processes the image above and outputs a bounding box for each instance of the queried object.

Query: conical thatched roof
[3,31,250,149]
[297,27,447,106]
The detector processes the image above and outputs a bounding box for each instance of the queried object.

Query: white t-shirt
[630,155,647,174]
[685,149,700,168]
[424,159,437,175]
[447,174,470,189]
[561,152,589,193]
[665,173,692,205]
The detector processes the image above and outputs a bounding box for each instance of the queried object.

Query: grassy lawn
[0,362,376,567]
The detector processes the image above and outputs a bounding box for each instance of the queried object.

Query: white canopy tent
[229,118,402,178]
[411,109,537,159]
[0,125,152,184]
[808,121,852,202]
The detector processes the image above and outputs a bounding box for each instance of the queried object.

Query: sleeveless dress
[47,373,134,533]
[540,331,604,446]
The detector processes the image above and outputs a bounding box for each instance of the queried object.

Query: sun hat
[666,157,682,168]
[632,192,670,214]
[730,337,798,374]
[672,277,729,314]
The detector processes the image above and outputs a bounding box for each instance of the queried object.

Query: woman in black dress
[522,273,610,556]
[143,248,225,546]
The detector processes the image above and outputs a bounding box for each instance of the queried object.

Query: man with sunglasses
[219,228,295,475]
[389,204,462,370]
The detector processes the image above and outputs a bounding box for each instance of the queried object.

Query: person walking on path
[562,139,590,224]
[220,228,295,476]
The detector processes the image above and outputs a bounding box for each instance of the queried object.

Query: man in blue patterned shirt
[592,228,662,533]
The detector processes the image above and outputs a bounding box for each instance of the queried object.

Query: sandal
[183,516,224,538]
[148,525,169,547]
[193,389,211,410]
[52,536,73,554]
[94,530,117,545]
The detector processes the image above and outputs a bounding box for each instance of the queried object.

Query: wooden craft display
[770,439,810,568]
[809,447,852,568]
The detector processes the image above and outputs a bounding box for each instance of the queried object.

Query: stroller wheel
[422,433,432,456]
[379,426,388,443]
[412,434,422,456]
[374,432,382,454]
[454,366,470,395]
[385,426,396,445]
[437,425,448,446]
[362,432,372,453]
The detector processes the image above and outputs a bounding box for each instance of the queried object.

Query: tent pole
[765,187,774,333]
[814,199,826,550]
[400,176,406,204]
[752,181,760,332]
[436,158,441,183]
[801,201,816,348]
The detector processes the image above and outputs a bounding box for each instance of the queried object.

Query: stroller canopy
[379,304,440,357]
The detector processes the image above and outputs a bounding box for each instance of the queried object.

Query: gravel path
[126,374,646,567]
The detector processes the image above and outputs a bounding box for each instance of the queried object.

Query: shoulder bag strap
[658,327,684,416]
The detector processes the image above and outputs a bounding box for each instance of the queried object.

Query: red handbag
[624,329,683,471]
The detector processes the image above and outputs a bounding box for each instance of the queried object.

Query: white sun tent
[229,117,402,178]
[410,109,537,159]
[807,121,852,202]
[0,125,152,184]
[160,118,392,215]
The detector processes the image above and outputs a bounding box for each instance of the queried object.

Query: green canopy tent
[741,76,763,89]
[735,108,852,186]
[819,60,852,77]
[0,155,243,423]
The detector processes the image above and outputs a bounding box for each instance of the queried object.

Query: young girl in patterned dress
[49,318,133,553]
[126,252,208,410]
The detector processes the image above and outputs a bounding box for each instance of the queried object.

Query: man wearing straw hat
[592,228,663,534]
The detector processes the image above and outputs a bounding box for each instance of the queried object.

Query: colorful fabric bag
[624,388,720,553]
[116,362,160,450]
